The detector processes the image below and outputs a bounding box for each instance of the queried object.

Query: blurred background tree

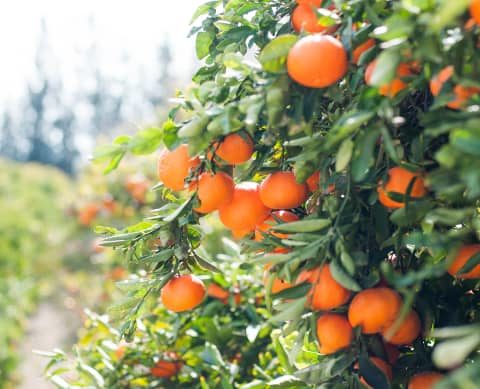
[0,16,179,175]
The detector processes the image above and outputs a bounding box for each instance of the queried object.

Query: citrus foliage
[46,0,480,388]
[0,160,73,388]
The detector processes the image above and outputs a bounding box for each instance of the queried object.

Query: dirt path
[18,301,79,389]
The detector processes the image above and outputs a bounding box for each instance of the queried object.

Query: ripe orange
[352,38,375,64]
[377,167,427,209]
[102,195,116,213]
[430,66,480,109]
[365,60,413,97]
[213,132,254,165]
[316,314,353,354]
[114,342,128,360]
[296,0,322,5]
[161,274,206,312]
[408,372,444,389]
[297,264,351,310]
[292,5,329,33]
[219,182,270,232]
[125,176,150,203]
[107,266,127,281]
[348,287,402,334]
[470,0,480,24]
[305,171,335,192]
[306,171,320,192]
[255,210,299,241]
[259,171,308,209]
[150,353,182,378]
[287,35,348,88]
[231,227,253,240]
[191,171,234,214]
[448,244,480,279]
[158,145,200,191]
[356,357,393,388]
[207,283,230,301]
[382,310,421,345]
[430,66,454,96]
[78,203,100,226]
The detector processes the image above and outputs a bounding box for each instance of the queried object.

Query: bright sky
[0,0,204,105]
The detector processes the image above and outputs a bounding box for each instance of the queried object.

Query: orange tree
[46,0,480,388]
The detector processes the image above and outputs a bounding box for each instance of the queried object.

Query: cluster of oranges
[286,0,480,108]
[150,0,480,382]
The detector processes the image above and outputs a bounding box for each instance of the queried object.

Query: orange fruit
[356,357,393,388]
[78,203,100,226]
[108,267,127,281]
[429,66,454,96]
[408,372,444,389]
[297,264,351,311]
[231,227,253,240]
[125,176,150,203]
[430,66,480,109]
[259,171,308,209]
[102,195,116,213]
[365,60,413,97]
[305,171,335,192]
[207,283,230,301]
[287,35,348,88]
[191,171,234,214]
[219,182,270,232]
[316,314,353,354]
[150,353,182,378]
[306,171,320,192]
[158,145,200,191]
[348,287,402,334]
[213,132,254,165]
[255,210,299,241]
[352,38,375,64]
[470,0,480,24]
[161,274,206,312]
[382,310,421,345]
[292,5,329,33]
[377,167,427,209]
[448,244,480,279]
[296,0,322,5]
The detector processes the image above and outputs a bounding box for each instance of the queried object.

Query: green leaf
[273,282,311,300]
[335,138,354,172]
[330,260,361,291]
[294,354,355,384]
[200,342,226,367]
[451,129,480,156]
[268,375,304,388]
[269,297,307,323]
[190,1,217,24]
[433,332,480,369]
[369,50,400,87]
[272,219,331,233]
[324,110,374,150]
[351,129,380,182]
[196,31,215,60]
[259,35,298,74]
